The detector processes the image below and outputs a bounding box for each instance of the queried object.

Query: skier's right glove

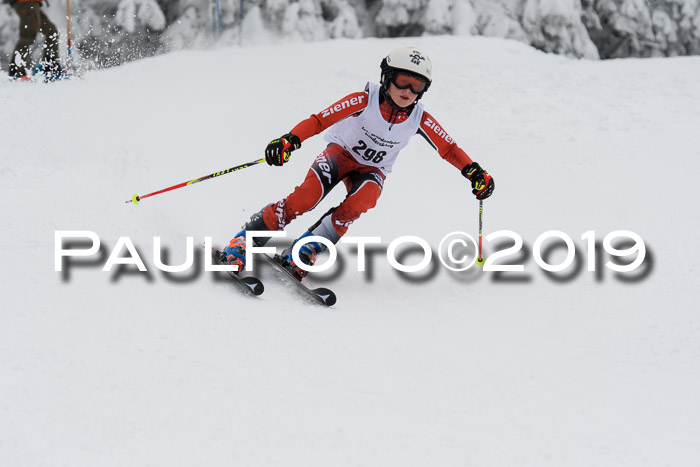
[461,162,495,200]
[265,133,301,166]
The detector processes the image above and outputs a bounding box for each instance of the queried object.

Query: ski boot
[8,67,32,82]
[222,230,247,272]
[221,206,276,273]
[281,231,327,281]
[33,62,70,82]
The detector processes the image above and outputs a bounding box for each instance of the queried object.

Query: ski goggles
[391,72,428,94]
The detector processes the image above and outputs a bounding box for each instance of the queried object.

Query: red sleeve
[290,91,370,142]
[418,111,473,171]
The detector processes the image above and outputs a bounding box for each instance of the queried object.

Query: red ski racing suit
[256,82,475,242]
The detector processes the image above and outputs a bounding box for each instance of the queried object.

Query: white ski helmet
[380,46,433,97]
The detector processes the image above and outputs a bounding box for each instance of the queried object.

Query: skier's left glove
[462,162,494,200]
[265,133,301,166]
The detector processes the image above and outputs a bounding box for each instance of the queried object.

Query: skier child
[223,46,494,279]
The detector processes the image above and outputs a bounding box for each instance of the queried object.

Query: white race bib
[325,82,424,174]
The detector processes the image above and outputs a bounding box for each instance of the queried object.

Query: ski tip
[313,287,337,307]
[241,276,265,296]
[212,247,264,296]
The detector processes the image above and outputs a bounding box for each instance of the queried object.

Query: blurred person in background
[6,0,62,80]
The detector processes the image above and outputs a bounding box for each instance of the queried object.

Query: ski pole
[475,199,485,266]
[66,0,72,65]
[126,158,266,205]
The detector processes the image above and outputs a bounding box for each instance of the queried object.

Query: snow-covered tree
[72,0,167,67]
[614,0,654,41]
[0,5,18,72]
[376,0,426,36]
[281,0,328,41]
[161,5,205,51]
[451,0,479,35]
[664,0,700,54]
[324,0,363,39]
[522,0,600,58]
[422,0,454,34]
[472,0,528,40]
[652,8,678,55]
[116,0,167,33]
[4,0,700,74]
[584,0,700,58]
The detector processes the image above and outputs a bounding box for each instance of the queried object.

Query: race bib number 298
[352,140,386,164]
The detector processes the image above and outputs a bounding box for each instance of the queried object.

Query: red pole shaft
[66,0,72,58]
[126,158,265,204]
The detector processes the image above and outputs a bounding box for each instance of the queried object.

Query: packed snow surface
[2,36,700,466]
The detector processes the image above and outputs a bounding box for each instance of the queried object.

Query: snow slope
[2,36,700,466]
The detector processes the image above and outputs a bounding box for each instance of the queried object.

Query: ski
[210,247,264,296]
[261,253,337,307]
